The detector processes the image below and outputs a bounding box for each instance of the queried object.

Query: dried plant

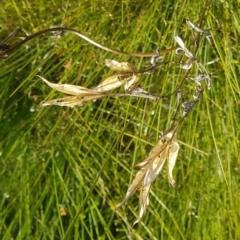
[1,1,213,227]
[115,82,204,225]
[116,126,179,226]
[38,58,163,107]
[113,17,211,224]
[38,75,129,107]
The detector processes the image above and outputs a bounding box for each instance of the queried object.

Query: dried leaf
[134,130,174,169]
[94,74,133,92]
[124,74,140,92]
[143,151,168,186]
[42,94,107,107]
[168,135,179,186]
[115,165,149,209]
[174,35,194,59]
[133,184,151,226]
[127,87,159,100]
[105,59,137,73]
[38,75,97,95]
[186,19,209,35]
[104,59,141,93]
[39,73,141,108]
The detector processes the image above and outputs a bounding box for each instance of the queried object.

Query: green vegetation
[0,0,239,239]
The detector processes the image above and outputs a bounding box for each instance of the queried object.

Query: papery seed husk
[135,131,174,169]
[41,94,108,107]
[115,166,149,209]
[143,150,168,186]
[132,184,151,226]
[94,74,133,92]
[105,59,137,73]
[168,141,179,186]
[124,75,140,92]
[38,76,97,95]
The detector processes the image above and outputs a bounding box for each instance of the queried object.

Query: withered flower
[116,126,180,226]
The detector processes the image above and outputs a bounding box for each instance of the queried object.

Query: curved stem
[1,27,177,59]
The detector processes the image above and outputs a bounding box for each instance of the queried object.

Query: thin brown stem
[0,27,177,60]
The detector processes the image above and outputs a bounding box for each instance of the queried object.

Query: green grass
[0,0,239,239]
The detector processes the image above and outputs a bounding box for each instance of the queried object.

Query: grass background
[0,0,239,239]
